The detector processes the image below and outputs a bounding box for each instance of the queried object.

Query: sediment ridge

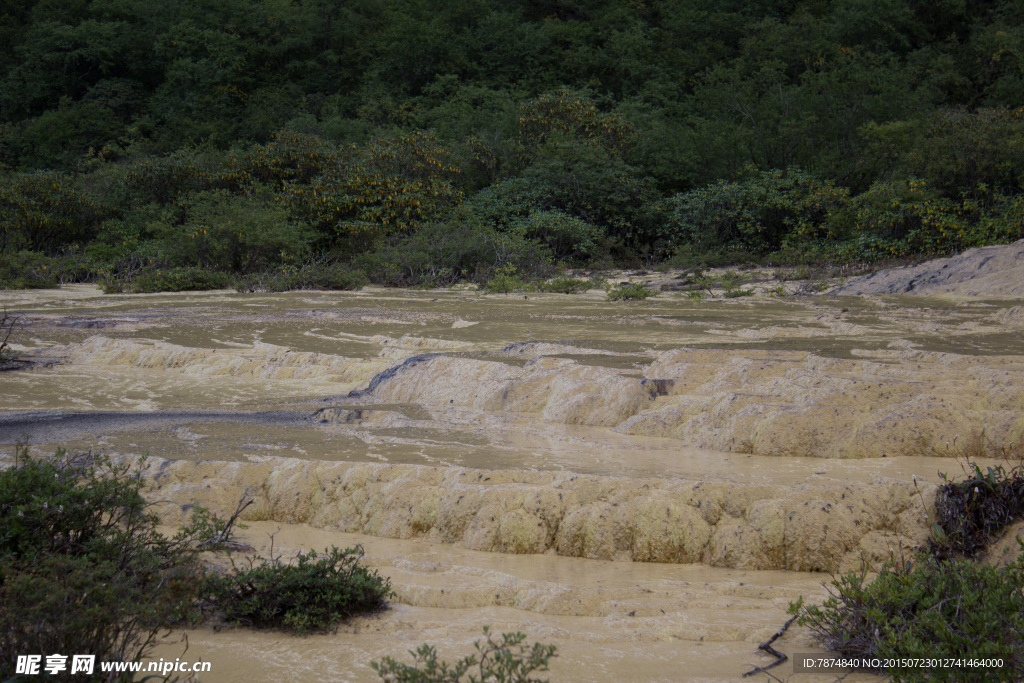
[145,456,932,573]
[22,333,1024,458]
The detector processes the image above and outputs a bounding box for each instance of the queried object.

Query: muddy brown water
[2,284,1023,681]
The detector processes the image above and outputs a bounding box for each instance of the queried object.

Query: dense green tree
[2,0,1024,286]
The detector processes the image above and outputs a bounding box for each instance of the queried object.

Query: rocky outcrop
[831,239,1024,296]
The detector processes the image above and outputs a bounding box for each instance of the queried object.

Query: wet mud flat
[1,283,1023,681]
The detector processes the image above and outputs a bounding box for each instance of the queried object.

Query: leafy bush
[463,178,549,231]
[359,220,549,288]
[539,276,591,294]
[464,179,608,263]
[286,131,464,242]
[231,129,344,188]
[794,444,1024,680]
[235,262,368,293]
[791,554,1024,680]
[663,169,849,255]
[0,171,113,254]
[607,281,657,301]
[521,139,659,251]
[120,147,233,205]
[515,87,635,155]
[483,264,534,294]
[514,210,604,262]
[861,108,1024,201]
[372,627,557,683]
[829,178,975,259]
[0,251,60,289]
[0,448,203,678]
[204,545,392,634]
[718,270,755,297]
[153,188,315,274]
[103,266,233,293]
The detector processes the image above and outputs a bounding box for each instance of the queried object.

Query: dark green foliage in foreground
[204,545,392,635]
[0,448,203,680]
[373,627,557,683]
[793,450,1024,681]
[0,446,396,679]
[791,554,1024,681]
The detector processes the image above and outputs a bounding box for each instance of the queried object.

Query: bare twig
[1,306,18,358]
[216,492,255,547]
[742,615,797,678]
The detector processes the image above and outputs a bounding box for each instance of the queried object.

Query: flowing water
[2,284,1023,681]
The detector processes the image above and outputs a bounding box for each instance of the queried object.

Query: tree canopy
[1,0,1023,289]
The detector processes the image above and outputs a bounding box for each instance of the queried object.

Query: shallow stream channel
[2,283,1023,682]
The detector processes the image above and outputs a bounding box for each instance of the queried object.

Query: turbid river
[2,283,1022,681]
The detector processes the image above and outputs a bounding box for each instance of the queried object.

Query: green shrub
[204,545,392,634]
[120,147,233,205]
[286,131,464,241]
[153,188,315,274]
[606,281,657,301]
[0,251,60,289]
[976,194,1024,244]
[236,262,368,292]
[231,129,344,188]
[718,270,755,297]
[828,178,976,259]
[791,554,1024,680]
[359,220,549,288]
[463,178,549,231]
[514,210,604,262]
[0,171,113,254]
[663,169,849,255]
[372,627,557,683]
[861,108,1024,201]
[0,448,203,678]
[103,266,232,293]
[483,264,535,294]
[539,276,591,294]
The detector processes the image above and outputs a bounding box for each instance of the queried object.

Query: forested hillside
[2,0,1023,291]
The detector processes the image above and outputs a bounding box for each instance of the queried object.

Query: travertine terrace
[2,262,1022,681]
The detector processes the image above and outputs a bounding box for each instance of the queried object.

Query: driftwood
[742,614,797,678]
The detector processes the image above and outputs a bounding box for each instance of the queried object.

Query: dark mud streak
[0,410,308,444]
[349,353,441,397]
